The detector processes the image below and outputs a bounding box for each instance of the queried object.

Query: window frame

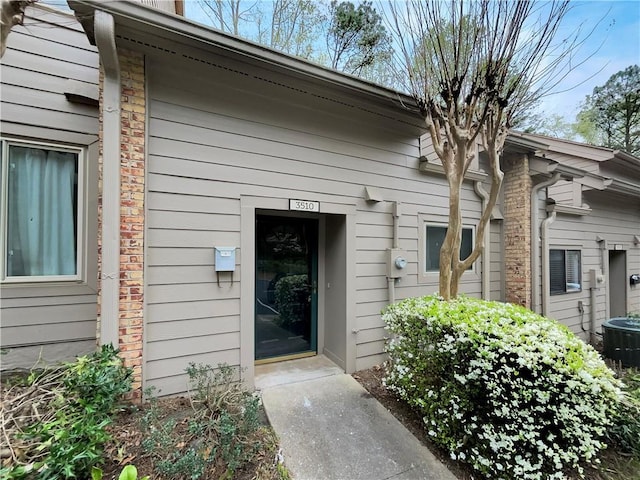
[417,216,477,284]
[0,138,85,284]
[549,248,582,295]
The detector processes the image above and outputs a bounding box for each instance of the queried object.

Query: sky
[42,0,640,122]
[536,0,640,121]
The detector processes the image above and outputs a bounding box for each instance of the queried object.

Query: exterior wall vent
[603,317,640,367]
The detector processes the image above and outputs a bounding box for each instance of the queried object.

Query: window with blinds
[550,249,581,295]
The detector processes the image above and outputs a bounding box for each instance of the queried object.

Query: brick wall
[503,154,531,308]
[97,49,146,399]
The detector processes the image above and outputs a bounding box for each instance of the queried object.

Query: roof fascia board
[69,0,419,114]
[505,133,549,153]
[606,152,640,173]
[547,203,592,216]
[575,174,612,191]
[513,131,616,161]
[418,161,487,182]
[528,157,557,176]
[607,178,640,197]
[528,156,586,180]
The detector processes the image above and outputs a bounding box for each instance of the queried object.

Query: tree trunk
[439,172,463,300]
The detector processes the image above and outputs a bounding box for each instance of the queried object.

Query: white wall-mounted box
[215,247,236,271]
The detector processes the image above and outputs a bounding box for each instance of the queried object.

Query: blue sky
[538,0,640,120]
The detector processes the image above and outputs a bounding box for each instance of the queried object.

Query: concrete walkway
[257,357,456,480]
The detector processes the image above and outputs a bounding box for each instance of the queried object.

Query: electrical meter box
[215,247,236,272]
[387,248,408,279]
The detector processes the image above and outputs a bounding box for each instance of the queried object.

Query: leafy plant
[383,295,623,480]
[92,464,150,480]
[1,345,132,479]
[608,369,640,459]
[140,363,265,479]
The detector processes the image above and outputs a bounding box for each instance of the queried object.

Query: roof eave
[606,178,640,197]
[68,0,420,115]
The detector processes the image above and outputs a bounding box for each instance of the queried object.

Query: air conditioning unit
[603,317,640,367]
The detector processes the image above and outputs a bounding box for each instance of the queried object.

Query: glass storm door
[255,215,318,361]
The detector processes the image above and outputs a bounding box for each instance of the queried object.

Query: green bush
[274,274,309,327]
[140,363,263,479]
[383,295,623,480]
[1,345,132,479]
[608,369,640,459]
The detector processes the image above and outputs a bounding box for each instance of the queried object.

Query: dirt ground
[100,396,279,480]
[352,364,638,480]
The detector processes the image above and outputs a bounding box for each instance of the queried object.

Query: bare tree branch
[386,0,591,299]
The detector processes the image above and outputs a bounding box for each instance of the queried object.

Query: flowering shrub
[383,295,623,479]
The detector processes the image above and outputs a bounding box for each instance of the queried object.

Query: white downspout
[541,206,557,317]
[94,10,121,347]
[474,181,490,300]
[388,201,401,304]
[531,173,561,314]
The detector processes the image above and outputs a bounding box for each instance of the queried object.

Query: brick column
[97,49,146,399]
[503,154,531,308]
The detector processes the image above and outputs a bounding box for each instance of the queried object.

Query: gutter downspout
[541,205,557,317]
[590,273,598,344]
[388,201,401,304]
[473,181,490,300]
[94,10,121,347]
[531,172,561,314]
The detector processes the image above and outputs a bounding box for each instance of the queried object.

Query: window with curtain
[425,225,473,272]
[550,249,581,294]
[1,141,80,280]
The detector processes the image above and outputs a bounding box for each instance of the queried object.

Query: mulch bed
[351,365,633,480]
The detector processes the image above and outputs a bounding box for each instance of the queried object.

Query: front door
[609,250,627,317]
[255,215,318,361]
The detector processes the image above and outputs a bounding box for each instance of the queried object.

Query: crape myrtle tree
[387,0,587,299]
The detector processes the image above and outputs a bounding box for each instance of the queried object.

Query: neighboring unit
[500,132,640,341]
[0,3,100,370]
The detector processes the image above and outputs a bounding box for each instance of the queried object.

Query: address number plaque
[289,199,320,212]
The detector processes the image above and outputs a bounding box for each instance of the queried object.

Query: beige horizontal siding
[547,193,640,335]
[0,5,99,370]
[144,52,483,393]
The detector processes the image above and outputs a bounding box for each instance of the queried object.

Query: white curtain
[7,146,77,277]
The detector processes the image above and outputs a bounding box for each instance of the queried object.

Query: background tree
[575,65,640,155]
[326,1,390,76]
[518,110,578,141]
[196,0,391,81]
[198,0,250,36]
[254,0,322,58]
[387,0,586,299]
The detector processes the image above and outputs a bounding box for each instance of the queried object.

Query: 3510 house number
[289,199,320,212]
